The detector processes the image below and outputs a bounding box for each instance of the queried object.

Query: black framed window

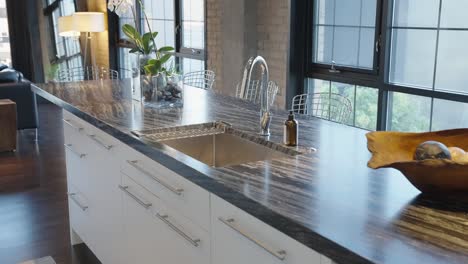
[0,0,11,66]
[44,0,82,72]
[311,0,378,72]
[116,0,206,76]
[294,0,468,132]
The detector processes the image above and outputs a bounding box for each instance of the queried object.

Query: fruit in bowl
[366,129,468,193]
[414,141,452,161]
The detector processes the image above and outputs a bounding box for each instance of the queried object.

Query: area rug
[18,256,56,264]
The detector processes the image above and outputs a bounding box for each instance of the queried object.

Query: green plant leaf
[147,59,158,64]
[158,46,175,52]
[159,54,172,64]
[122,24,143,50]
[142,32,155,54]
[129,47,141,53]
[144,60,162,75]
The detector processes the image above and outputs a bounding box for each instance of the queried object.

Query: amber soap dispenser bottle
[284,111,298,146]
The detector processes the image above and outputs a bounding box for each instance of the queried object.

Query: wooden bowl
[366,129,468,193]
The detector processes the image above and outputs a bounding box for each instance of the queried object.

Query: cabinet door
[85,133,124,264]
[121,174,210,264]
[211,195,321,264]
[63,111,124,264]
[67,184,91,245]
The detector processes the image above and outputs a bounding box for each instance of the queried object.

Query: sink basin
[160,132,288,167]
[133,122,308,168]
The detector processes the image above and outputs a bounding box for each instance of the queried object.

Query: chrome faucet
[239,56,271,136]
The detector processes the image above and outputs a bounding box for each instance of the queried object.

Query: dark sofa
[0,65,38,130]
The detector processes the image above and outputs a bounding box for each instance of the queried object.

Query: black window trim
[43,0,82,68]
[306,0,383,77]
[290,0,468,131]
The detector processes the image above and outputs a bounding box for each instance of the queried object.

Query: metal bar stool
[183,70,216,90]
[56,66,119,82]
[291,93,353,124]
[235,80,279,107]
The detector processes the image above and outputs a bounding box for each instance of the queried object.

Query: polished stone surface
[33,80,468,264]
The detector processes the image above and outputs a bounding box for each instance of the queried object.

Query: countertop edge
[32,84,374,264]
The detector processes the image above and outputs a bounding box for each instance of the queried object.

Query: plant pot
[153,73,183,102]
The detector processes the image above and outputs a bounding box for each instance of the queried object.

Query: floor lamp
[58,15,80,38]
[72,12,105,68]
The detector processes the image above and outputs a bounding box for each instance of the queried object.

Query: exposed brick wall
[206,0,290,109]
[256,0,290,109]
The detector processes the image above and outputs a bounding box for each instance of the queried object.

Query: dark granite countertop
[32,80,468,264]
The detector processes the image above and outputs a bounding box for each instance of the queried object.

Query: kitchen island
[32,80,468,264]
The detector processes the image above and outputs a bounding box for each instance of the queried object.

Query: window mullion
[376,0,392,131]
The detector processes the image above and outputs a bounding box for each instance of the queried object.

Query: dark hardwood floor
[0,104,100,264]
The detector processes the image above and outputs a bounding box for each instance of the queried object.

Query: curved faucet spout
[240,56,271,136]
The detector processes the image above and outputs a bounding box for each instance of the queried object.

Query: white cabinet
[211,195,322,264]
[86,135,124,264]
[63,110,334,264]
[121,173,211,264]
[121,147,211,232]
[67,184,91,245]
[63,111,124,264]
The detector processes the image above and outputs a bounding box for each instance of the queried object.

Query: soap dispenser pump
[284,111,298,146]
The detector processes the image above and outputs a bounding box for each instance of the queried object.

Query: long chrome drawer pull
[156,213,201,247]
[119,185,152,209]
[64,144,86,158]
[68,193,88,211]
[63,119,83,132]
[219,217,287,261]
[87,134,113,150]
[127,160,184,196]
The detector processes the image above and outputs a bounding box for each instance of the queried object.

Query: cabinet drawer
[121,174,211,264]
[211,195,322,264]
[67,184,91,246]
[63,110,121,156]
[64,141,92,198]
[121,146,210,232]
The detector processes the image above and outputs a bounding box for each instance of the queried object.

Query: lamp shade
[73,12,106,33]
[58,15,80,37]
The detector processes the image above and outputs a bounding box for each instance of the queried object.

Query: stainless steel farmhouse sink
[132,122,309,168]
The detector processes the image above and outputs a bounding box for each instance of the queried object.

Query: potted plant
[108,0,180,102]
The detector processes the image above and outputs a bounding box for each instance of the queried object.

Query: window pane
[358,28,375,68]
[181,58,205,74]
[392,0,439,28]
[312,0,376,70]
[432,99,468,130]
[331,82,355,125]
[388,92,431,132]
[144,0,175,48]
[333,27,359,67]
[361,0,377,27]
[389,29,436,89]
[314,0,334,25]
[305,79,377,130]
[306,78,330,94]
[46,0,82,72]
[0,0,11,66]
[434,30,468,94]
[313,26,333,64]
[355,86,378,130]
[440,0,468,28]
[182,0,205,49]
[335,0,360,26]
